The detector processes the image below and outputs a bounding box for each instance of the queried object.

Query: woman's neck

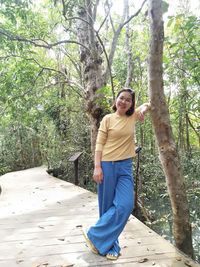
[116,110,126,116]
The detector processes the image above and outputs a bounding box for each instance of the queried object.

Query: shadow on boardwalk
[0,167,199,267]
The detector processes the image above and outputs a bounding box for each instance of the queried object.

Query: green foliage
[0,123,42,172]
[165,14,200,86]
[139,150,200,262]
[0,0,32,24]
[164,14,200,150]
[0,0,199,261]
[95,85,113,115]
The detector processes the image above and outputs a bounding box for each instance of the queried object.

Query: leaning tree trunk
[76,2,105,154]
[148,0,193,258]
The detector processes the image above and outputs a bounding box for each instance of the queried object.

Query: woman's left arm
[137,102,151,122]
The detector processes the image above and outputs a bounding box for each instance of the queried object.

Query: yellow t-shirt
[95,108,140,161]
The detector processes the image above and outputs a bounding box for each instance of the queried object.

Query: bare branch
[0,53,84,97]
[43,80,84,98]
[26,57,84,92]
[65,78,84,91]
[0,28,90,51]
[60,48,83,81]
[96,11,110,33]
[0,53,66,76]
[104,0,147,82]
[186,113,200,144]
[95,32,115,100]
[122,0,147,28]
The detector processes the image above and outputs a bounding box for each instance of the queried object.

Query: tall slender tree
[148,0,193,257]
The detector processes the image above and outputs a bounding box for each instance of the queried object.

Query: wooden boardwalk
[0,167,199,267]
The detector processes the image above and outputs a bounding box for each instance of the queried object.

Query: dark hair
[112,88,135,116]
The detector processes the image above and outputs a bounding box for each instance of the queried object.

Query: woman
[83,88,151,260]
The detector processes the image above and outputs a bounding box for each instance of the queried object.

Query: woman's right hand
[93,166,103,184]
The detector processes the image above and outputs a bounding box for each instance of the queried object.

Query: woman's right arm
[93,151,103,184]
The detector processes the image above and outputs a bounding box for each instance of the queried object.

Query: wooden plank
[0,167,199,267]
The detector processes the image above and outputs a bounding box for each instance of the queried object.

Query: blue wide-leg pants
[87,158,134,256]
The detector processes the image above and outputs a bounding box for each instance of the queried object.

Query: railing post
[68,152,83,185]
[74,159,79,185]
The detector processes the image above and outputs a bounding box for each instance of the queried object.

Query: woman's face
[115,91,133,115]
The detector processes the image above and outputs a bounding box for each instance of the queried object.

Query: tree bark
[124,0,134,88]
[76,3,105,155]
[148,0,193,258]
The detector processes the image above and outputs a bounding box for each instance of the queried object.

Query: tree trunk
[76,1,147,154]
[148,0,193,258]
[124,0,134,88]
[76,3,105,155]
[185,110,191,154]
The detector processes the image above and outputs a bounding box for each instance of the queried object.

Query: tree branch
[65,14,115,95]
[104,0,147,82]
[0,28,90,51]
[181,27,200,61]
[95,32,115,100]
[60,48,82,81]
[122,0,147,28]
[167,47,200,86]
[96,10,110,33]
[186,113,200,144]
[0,53,84,96]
